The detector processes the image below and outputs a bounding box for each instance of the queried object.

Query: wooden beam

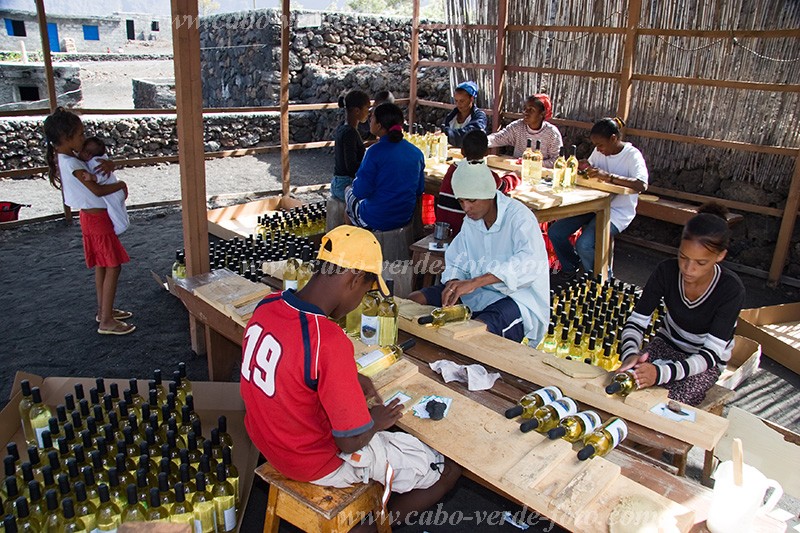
[646,185,783,218]
[417,98,494,115]
[417,59,496,70]
[492,0,508,132]
[616,0,642,124]
[768,149,800,285]
[408,0,421,130]
[637,28,800,38]
[625,128,797,156]
[419,23,497,31]
[280,0,291,196]
[508,24,627,34]
[632,74,800,93]
[506,65,619,79]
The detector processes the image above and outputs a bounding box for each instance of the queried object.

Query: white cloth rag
[429,359,501,391]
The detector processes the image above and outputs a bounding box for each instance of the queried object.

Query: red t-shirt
[240,290,374,482]
[434,162,521,235]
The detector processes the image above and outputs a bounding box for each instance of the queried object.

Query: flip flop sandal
[96,309,134,322]
[97,321,136,336]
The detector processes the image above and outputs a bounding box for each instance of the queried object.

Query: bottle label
[550,398,578,419]
[605,418,628,446]
[94,528,116,533]
[223,507,237,530]
[34,425,47,448]
[283,280,298,291]
[360,315,380,345]
[356,348,389,369]
[576,411,602,433]
[533,386,562,406]
[194,520,202,533]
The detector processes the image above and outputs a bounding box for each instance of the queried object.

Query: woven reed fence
[439,0,800,188]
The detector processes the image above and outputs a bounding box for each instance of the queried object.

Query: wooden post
[408,0,421,130]
[34,0,71,224]
[172,0,210,354]
[492,0,509,132]
[280,0,291,197]
[615,0,642,124]
[767,151,800,286]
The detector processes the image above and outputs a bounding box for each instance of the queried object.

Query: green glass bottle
[94,484,121,533]
[120,484,147,523]
[213,463,237,532]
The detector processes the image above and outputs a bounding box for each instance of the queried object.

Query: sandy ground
[79,59,176,109]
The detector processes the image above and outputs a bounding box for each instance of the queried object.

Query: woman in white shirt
[548,117,648,280]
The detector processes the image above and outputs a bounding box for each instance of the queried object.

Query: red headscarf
[532,93,553,121]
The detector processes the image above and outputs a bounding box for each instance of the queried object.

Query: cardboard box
[716,334,762,390]
[737,302,800,375]
[207,196,302,241]
[5,373,260,533]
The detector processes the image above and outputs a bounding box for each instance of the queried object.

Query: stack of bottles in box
[254,202,327,240]
[537,274,665,370]
[4,364,239,532]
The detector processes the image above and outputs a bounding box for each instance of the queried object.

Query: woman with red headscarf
[487,94,563,167]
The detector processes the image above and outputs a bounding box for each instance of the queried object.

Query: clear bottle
[26,481,46,526]
[105,468,126,511]
[360,290,381,346]
[551,146,566,190]
[605,371,637,397]
[221,446,239,504]
[217,416,234,452]
[586,335,601,366]
[13,497,39,533]
[344,298,363,338]
[417,304,472,328]
[81,466,100,509]
[282,242,300,291]
[521,139,535,185]
[565,145,579,188]
[170,482,195,525]
[519,397,578,433]
[577,417,629,460]
[18,380,36,448]
[94,483,122,533]
[3,477,21,517]
[177,362,193,399]
[125,379,145,417]
[213,463,237,532]
[28,387,53,449]
[191,473,217,533]
[555,328,571,359]
[296,245,314,290]
[73,481,97,533]
[377,280,398,347]
[356,338,416,378]
[60,498,87,533]
[504,386,563,419]
[146,487,170,522]
[2,515,18,533]
[172,250,186,279]
[569,331,584,361]
[536,323,558,354]
[43,489,64,532]
[157,471,177,511]
[120,484,147,523]
[547,410,603,442]
[531,140,543,184]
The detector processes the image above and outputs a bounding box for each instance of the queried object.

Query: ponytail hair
[338,89,370,111]
[590,116,625,139]
[43,107,83,190]
[373,103,405,142]
[682,202,731,253]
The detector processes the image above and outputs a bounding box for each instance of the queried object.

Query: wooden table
[424,158,615,277]
[409,234,448,290]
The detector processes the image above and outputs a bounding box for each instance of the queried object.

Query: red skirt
[80,210,130,268]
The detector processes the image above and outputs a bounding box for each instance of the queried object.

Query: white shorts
[312,431,443,494]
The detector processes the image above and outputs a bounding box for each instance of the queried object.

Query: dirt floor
[78,59,176,109]
[1,152,799,531]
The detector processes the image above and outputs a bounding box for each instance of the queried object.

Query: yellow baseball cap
[317,225,388,296]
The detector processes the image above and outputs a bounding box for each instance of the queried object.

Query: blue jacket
[351,136,425,231]
[441,106,488,147]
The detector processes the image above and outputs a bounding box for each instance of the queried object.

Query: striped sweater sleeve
[620,264,666,362]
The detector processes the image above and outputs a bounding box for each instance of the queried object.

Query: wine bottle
[105,468,126,510]
[26,481,45,527]
[221,446,239,504]
[40,465,57,496]
[504,386,563,419]
[25,447,43,484]
[61,498,86,533]
[178,461,196,493]
[564,145,578,188]
[18,381,35,448]
[121,484,147,523]
[43,489,64,531]
[344,297,363,338]
[283,242,300,291]
[57,473,74,503]
[552,146,566,190]
[169,374,187,409]
[28,388,52,449]
[73,481,97,533]
[185,432,202,468]
[177,362,193,399]
[170,482,195,525]
[146,487,170,522]
[547,410,603,442]
[81,466,100,508]
[519,397,578,433]
[555,328,571,359]
[172,250,186,279]
[521,139,535,185]
[157,471,176,510]
[356,338,416,378]
[532,140,543,184]
[377,280,399,347]
[536,323,558,354]
[296,245,314,290]
[217,416,234,451]
[2,515,18,533]
[3,477,21,517]
[213,463,237,532]
[577,417,629,460]
[2,456,20,500]
[605,371,637,397]
[417,304,472,327]
[12,497,39,533]
[360,290,381,346]
[135,469,153,508]
[94,483,121,532]
[569,331,584,361]
[191,473,217,533]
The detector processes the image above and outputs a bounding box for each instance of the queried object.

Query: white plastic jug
[706,459,783,532]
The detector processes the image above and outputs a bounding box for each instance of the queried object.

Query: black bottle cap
[398,338,416,351]
[577,445,595,461]
[504,405,523,419]
[520,419,539,433]
[417,315,434,325]
[548,426,567,440]
[605,382,622,394]
[126,484,138,505]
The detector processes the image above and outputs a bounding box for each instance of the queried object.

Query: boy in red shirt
[241,225,460,529]
[435,129,521,235]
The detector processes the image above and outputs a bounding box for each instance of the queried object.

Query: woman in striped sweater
[618,203,744,405]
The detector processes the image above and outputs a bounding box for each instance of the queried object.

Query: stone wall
[132,78,177,109]
[0,62,82,110]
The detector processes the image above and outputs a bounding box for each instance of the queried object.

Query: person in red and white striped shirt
[487,94,563,166]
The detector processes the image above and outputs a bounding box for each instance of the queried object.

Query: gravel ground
[78,59,176,109]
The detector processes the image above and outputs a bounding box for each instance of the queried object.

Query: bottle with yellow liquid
[536,323,557,354]
[171,251,186,280]
[146,487,170,522]
[356,339,416,378]
[605,371,637,397]
[28,387,53,449]
[60,498,86,533]
[344,297,363,338]
[222,446,239,504]
[598,343,619,371]
[519,397,578,433]
[18,380,35,448]
[43,489,64,532]
[14,496,40,533]
[551,147,566,190]
[26,481,46,526]
[377,280,398,347]
[360,290,381,346]
[296,245,313,290]
[521,139,535,186]
[121,484,147,523]
[585,335,600,365]
[171,482,194,526]
[282,242,300,291]
[547,410,603,442]
[94,484,121,533]
[73,481,97,533]
[577,417,628,460]
[504,386,562,419]
[417,304,472,328]
[531,140,543,184]
[569,331,583,361]
[555,328,571,359]
[565,145,579,188]
[191,472,217,533]
[213,464,237,532]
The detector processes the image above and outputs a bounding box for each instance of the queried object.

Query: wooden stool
[256,462,391,533]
